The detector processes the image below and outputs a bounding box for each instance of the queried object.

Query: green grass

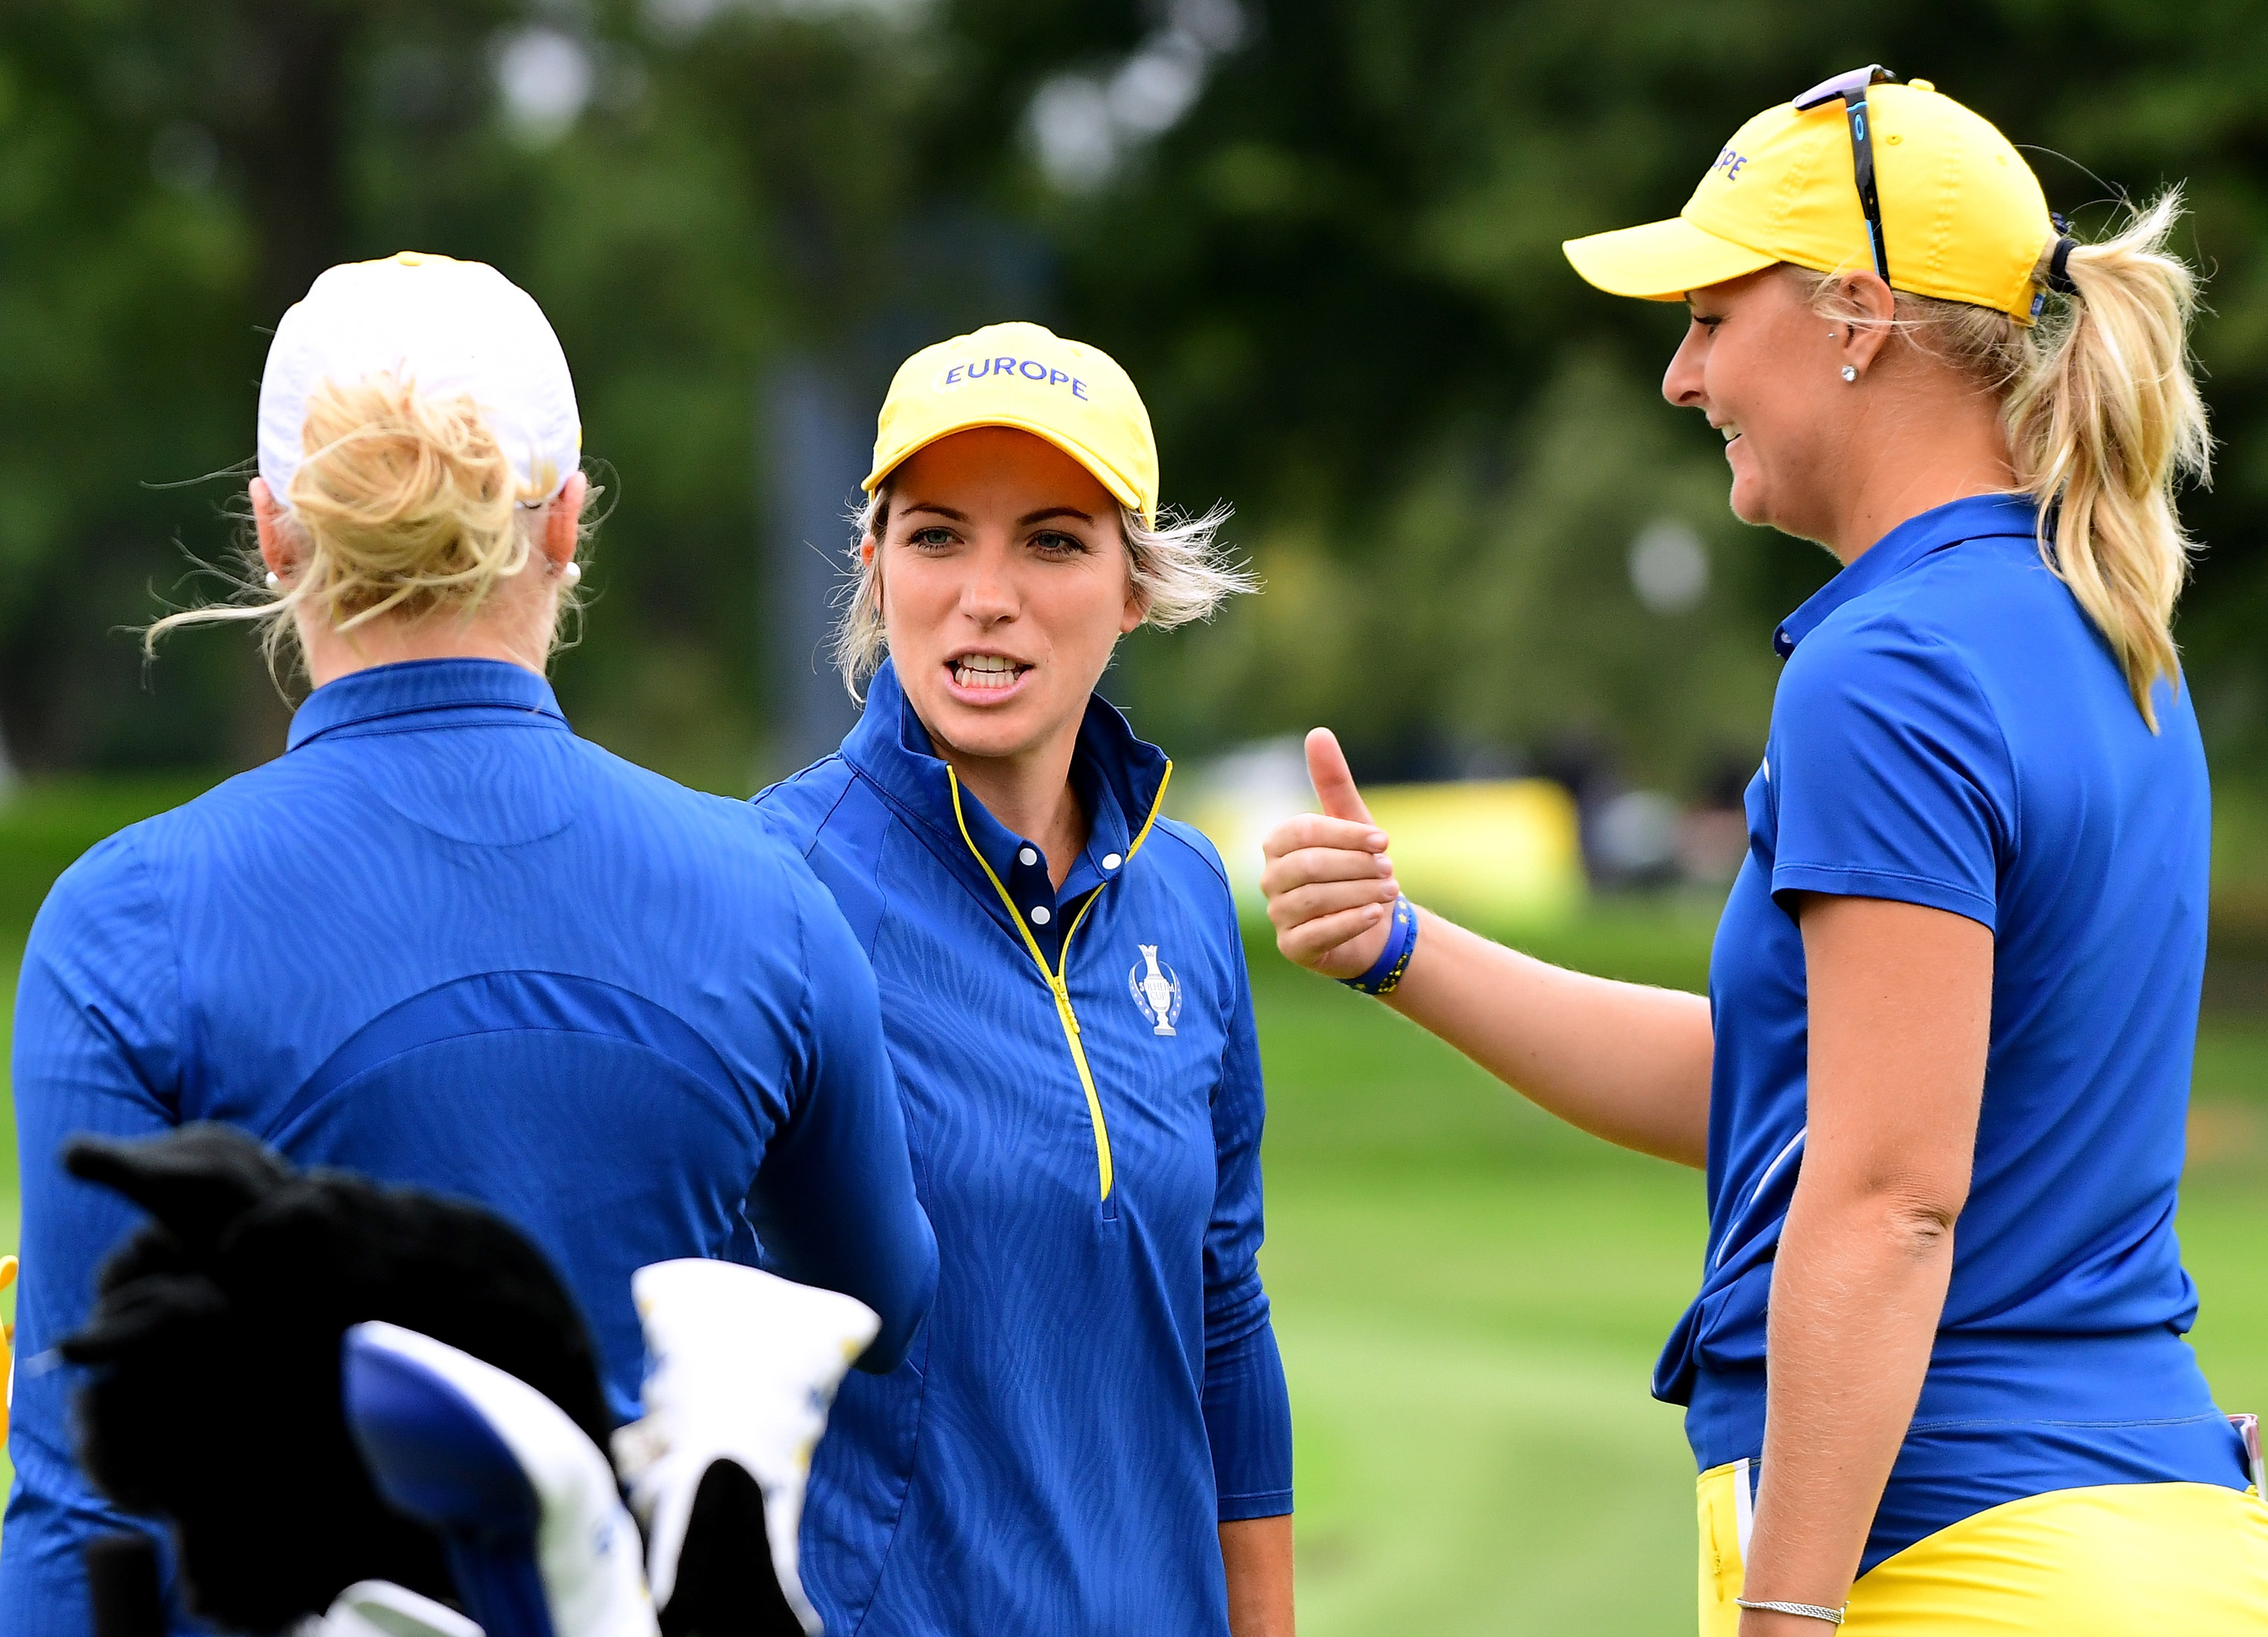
[2,806,2266,1632]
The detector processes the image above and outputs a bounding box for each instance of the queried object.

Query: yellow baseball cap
[864,321,1159,525]
[1564,76,2057,323]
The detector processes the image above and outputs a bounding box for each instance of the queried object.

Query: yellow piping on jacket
[948,762,1172,1202]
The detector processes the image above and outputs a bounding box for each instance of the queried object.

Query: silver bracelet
[1734,1598,1846,1626]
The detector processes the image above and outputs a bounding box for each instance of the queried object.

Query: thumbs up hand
[1260,728,1404,980]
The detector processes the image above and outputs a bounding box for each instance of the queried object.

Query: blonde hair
[832,484,1256,699]
[1800,190,2210,730]
[146,371,582,670]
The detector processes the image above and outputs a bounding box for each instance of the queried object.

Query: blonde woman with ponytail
[5,254,935,1636]
[1264,72,2268,1634]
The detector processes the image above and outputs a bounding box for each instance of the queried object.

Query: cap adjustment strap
[2044,212,2081,296]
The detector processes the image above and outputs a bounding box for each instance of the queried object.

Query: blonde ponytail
[1800,191,2210,730]
[2006,192,2210,731]
[146,372,572,669]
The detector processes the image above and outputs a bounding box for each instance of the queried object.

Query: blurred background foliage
[5,0,2268,805]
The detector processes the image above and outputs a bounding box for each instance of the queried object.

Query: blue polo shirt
[1659,493,2247,1571]
[4,658,937,1636]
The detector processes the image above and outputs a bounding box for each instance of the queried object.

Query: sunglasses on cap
[1794,64,1897,285]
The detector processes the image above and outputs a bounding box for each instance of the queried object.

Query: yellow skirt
[1697,1460,2268,1635]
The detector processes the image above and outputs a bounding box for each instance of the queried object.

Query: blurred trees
[3,0,2266,794]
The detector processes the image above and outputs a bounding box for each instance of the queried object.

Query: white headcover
[613,1260,880,1634]
[257,252,581,512]
[299,1580,485,1637]
[348,1322,658,1637]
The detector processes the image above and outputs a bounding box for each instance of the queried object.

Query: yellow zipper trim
[946,760,1173,1203]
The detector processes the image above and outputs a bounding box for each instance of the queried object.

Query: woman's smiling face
[870,425,1144,768]
[1661,267,1853,542]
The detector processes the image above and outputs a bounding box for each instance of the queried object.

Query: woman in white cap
[2,252,937,1636]
[754,322,1289,1636]
[1263,70,2268,1634]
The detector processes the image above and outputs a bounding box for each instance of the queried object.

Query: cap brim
[865,417,1151,524]
[1562,214,1778,302]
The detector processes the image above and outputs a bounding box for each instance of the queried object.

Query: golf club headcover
[344,1323,658,1637]
[612,1260,880,1636]
[302,1580,485,1637]
[86,1532,165,1637]
[61,1124,612,1633]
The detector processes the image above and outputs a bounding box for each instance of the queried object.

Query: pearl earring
[1841,365,1859,383]
[562,562,582,586]
[264,571,280,590]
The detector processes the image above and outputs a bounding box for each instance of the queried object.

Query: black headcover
[86,1532,165,1637]
[61,1124,613,1634]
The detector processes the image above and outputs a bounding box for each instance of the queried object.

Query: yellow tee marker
[0,1254,17,1445]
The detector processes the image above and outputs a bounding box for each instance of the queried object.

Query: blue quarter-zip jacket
[754,660,1292,1637]
[3,659,937,1636]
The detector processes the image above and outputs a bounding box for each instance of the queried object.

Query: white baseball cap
[257,251,582,510]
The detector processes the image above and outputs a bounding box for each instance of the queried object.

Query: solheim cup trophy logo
[1129,945,1182,1038]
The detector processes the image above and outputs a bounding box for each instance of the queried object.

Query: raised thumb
[1305,727,1375,825]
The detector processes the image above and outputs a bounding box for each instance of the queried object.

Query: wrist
[1735,1595,1847,1629]
[1340,896,1417,995]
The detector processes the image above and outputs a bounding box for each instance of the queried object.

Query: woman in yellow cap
[1259,69,2268,1634]
[752,323,1292,1636]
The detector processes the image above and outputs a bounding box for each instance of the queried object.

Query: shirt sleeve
[1768,615,2016,931]
[1,836,198,1636]
[1203,945,1293,1523]
[745,869,938,1376]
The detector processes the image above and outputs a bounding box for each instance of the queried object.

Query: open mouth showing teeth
[952,654,1030,691]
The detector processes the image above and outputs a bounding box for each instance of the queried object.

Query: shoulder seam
[1791,612,2022,862]
[753,758,858,862]
[1880,616,2022,862]
[1152,818,1235,897]
[807,767,869,862]
[114,830,193,1115]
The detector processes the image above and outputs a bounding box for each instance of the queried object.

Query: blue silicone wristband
[1342,897,1418,996]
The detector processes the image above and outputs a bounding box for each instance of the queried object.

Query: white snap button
[1018,847,1039,866]
[1029,905,1051,925]
[1103,853,1122,870]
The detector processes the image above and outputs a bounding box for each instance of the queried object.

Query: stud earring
[264,571,280,590]
[1841,365,1859,383]
[562,562,582,587]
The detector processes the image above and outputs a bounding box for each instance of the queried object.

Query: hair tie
[2046,235,2081,296]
